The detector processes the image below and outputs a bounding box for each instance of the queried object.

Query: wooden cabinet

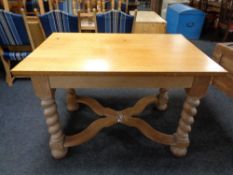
[130,11,166,33]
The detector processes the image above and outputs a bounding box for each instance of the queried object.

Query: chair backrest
[95,9,136,33]
[219,0,233,25]
[36,9,81,38]
[0,9,33,47]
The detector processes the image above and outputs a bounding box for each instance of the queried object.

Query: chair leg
[1,57,14,86]
[213,27,220,41]
[223,30,229,42]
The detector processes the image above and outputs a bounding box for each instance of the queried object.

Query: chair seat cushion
[3,51,30,61]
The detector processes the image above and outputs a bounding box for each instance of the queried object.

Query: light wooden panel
[130,11,166,33]
[49,75,194,88]
[12,33,226,76]
[2,0,10,11]
[26,16,45,48]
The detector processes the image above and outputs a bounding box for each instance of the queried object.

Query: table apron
[48,75,194,88]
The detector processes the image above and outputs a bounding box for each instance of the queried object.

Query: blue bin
[166,4,206,39]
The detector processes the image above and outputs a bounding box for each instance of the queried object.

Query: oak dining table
[12,33,226,159]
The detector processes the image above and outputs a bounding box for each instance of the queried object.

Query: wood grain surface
[12,33,226,76]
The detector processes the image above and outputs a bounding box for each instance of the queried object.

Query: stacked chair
[0,9,34,86]
[94,9,136,33]
[0,0,137,85]
[35,9,81,38]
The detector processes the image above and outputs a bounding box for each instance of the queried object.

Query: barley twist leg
[41,98,68,159]
[170,96,200,157]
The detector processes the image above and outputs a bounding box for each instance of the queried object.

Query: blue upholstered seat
[3,51,30,61]
[0,9,33,85]
[38,10,80,37]
[96,10,134,33]
[0,10,31,57]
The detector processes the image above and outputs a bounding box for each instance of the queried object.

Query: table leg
[66,88,79,111]
[170,77,211,157]
[32,77,67,159]
[170,96,200,156]
[157,88,168,110]
[41,97,68,159]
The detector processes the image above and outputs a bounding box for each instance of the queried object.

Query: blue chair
[35,9,81,38]
[0,9,34,86]
[95,9,136,33]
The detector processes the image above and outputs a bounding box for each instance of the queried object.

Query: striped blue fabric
[3,51,30,61]
[0,10,30,46]
[58,0,73,14]
[96,10,134,33]
[39,10,79,37]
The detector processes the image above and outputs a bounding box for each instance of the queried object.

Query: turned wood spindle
[170,96,200,157]
[97,0,101,12]
[157,88,169,111]
[118,0,122,10]
[86,0,91,12]
[72,0,77,14]
[41,98,67,159]
[111,0,115,10]
[78,0,82,10]
[101,0,105,12]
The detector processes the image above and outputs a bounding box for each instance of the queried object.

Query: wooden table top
[12,33,226,76]
[130,11,166,24]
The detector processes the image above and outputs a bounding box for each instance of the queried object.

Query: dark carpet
[0,40,233,175]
